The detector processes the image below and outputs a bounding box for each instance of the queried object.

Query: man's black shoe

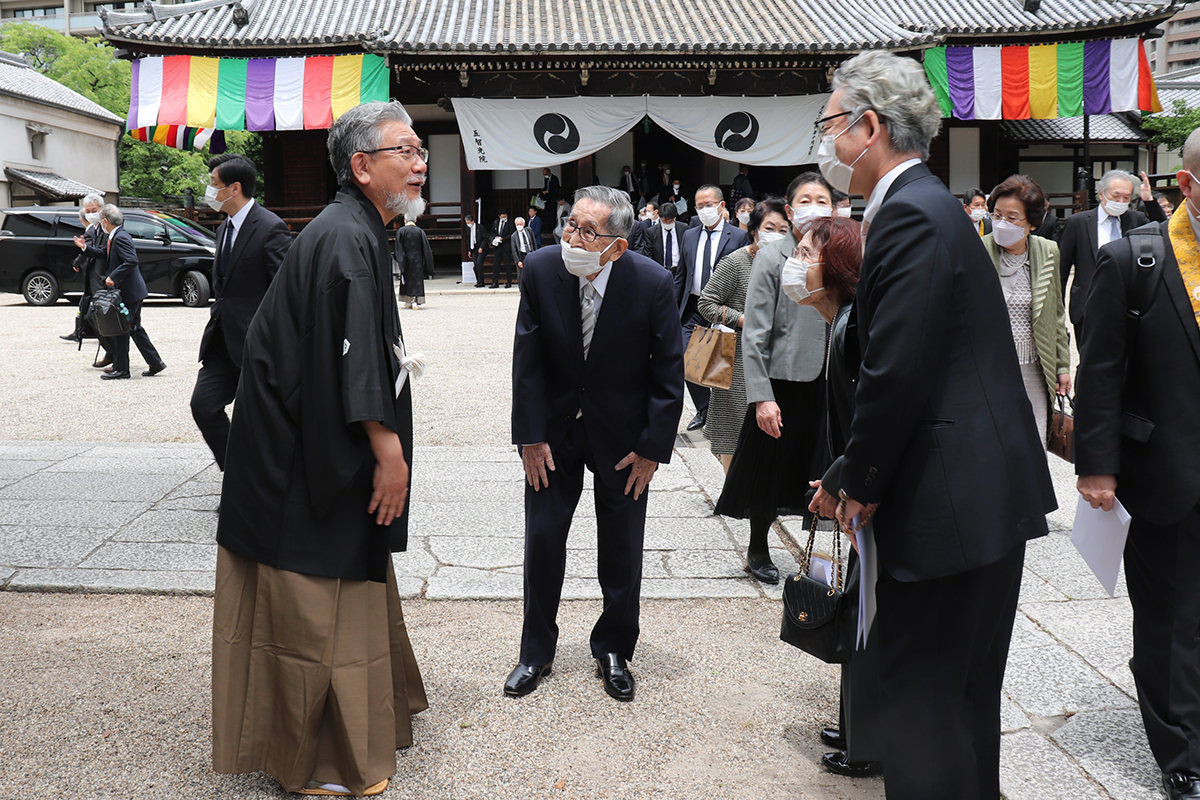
[1164,773,1200,800]
[101,371,131,380]
[595,653,635,701]
[820,727,846,749]
[93,357,113,369]
[60,333,79,342]
[503,663,552,697]
[143,362,167,377]
[686,409,707,431]
[821,751,882,778]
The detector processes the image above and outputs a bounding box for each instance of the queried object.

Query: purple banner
[1083,40,1112,115]
[245,58,276,132]
[946,47,975,120]
[127,59,139,130]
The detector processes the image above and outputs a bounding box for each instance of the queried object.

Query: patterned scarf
[1169,203,1200,332]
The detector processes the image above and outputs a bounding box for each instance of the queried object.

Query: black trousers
[111,299,162,376]
[1127,503,1200,777]
[681,294,710,414]
[473,249,487,286]
[492,240,513,287]
[519,420,647,667]
[875,542,1025,800]
[191,331,239,470]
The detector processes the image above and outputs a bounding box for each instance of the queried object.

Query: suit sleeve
[1058,216,1078,302]
[511,267,548,445]
[636,268,686,463]
[838,204,955,505]
[106,232,139,286]
[1143,200,1167,224]
[1045,243,1071,375]
[1074,240,1130,477]
[263,219,291,282]
[741,249,780,405]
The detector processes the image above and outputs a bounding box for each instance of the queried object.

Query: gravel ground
[0,593,881,800]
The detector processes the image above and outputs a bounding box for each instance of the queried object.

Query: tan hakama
[212,546,427,795]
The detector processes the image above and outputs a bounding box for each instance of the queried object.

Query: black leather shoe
[820,727,846,749]
[595,653,635,701]
[475,282,485,288]
[92,357,113,369]
[60,332,79,341]
[748,550,780,584]
[821,751,882,778]
[489,284,500,289]
[686,409,707,431]
[1164,773,1200,799]
[143,362,167,377]
[101,371,130,380]
[503,663,552,697]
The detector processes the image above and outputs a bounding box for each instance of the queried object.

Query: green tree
[1141,99,1200,156]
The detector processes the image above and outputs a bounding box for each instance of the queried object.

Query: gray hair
[573,185,635,239]
[99,204,122,227]
[1098,169,1136,197]
[832,50,943,161]
[327,101,414,188]
[81,193,103,210]
[1183,128,1200,174]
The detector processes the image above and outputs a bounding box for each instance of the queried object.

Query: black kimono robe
[218,185,413,583]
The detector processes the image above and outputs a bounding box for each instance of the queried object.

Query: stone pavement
[0,437,1165,799]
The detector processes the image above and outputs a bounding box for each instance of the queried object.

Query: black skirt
[714,377,826,519]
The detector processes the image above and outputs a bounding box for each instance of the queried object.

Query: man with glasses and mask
[811,51,1056,799]
[211,101,428,798]
[1076,127,1200,800]
[505,185,683,703]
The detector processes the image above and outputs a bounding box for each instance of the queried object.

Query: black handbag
[780,516,854,664]
[87,288,131,339]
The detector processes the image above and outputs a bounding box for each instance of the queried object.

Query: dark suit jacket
[512,246,685,468]
[200,202,291,367]
[1059,202,1166,317]
[539,174,560,207]
[641,222,681,273]
[510,226,539,263]
[103,227,148,304]
[1076,220,1200,525]
[491,218,514,249]
[80,223,108,294]
[674,222,751,319]
[839,163,1055,581]
[464,222,486,256]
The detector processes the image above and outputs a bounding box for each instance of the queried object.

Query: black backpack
[87,288,131,339]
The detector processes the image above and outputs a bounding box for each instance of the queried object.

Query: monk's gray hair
[831,50,942,161]
[573,185,635,239]
[327,101,414,188]
[1098,169,1136,197]
[99,204,122,227]
[81,193,103,210]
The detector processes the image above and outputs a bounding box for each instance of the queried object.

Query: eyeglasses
[814,110,853,135]
[363,144,429,163]
[990,213,1027,224]
[563,220,621,244]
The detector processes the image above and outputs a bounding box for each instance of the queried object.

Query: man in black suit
[190,154,290,468]
[69,193,113,366]
[1076,130,1200,800]
[619,165,638,204]
[640,202,681,273]
[490,209,515,289]
[818,52,1056,799]
[963,187,992,237]
[730,164,754,206]
[1059,168,1166,342]
[510,216,539,275]
[98,204,165,381]
[675,185,750,431]
[504,186,684,702]
[538,167,560,233]
[464,213,487,287]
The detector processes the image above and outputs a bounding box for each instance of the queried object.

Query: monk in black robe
[212,101,429,798]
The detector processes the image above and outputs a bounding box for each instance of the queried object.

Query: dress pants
[681,294,710,414]
[111,299,162,376]
[473,250,487,286]
[1127,503,1200,777]
[519,418,647,667]
[875,541,1025,800]
[492,242,513,287]
[191,330,239,471]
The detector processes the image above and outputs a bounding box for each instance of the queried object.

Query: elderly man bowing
[506,186,684,702]
[212,101,428,798]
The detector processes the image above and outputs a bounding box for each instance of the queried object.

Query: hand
[807,480,838,518]
[1078,475,1117,512]
[362,424,409,526]
[737,314,744,329]
[837,495,865,534]
[73,235,86,250]
[1057,374,1072,396]
[522,443,555,491]
[755,401,783,439]
[616,451,658,500]
[518,262,524,269]
[105,277,114,287]
[1140,171,1153,202]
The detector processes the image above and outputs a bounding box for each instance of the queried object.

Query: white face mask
[992,219,1027,248]
[204,184,227,212]
[661,222,675,232]
[84,211,100,224]
[758,230,786,246]
[969,208,988,222]
[1102,196,1129,217]
[560,238,617,277]
[737,212,751,225]
[515,225,525,232]
[672,184,680,193]
[696,205,722,228]
[816,115,869,195]
[837,207,853,218]
[791,203,833,235]
[781,256,825,304]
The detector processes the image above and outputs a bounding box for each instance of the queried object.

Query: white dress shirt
[225,198,255,250]
[692,219,725,295]
[661,224,680,272]
[1097,203,1123,249]
[466,222,477,250]
[862,158,922,224]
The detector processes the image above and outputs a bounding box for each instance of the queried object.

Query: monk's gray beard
[386,191,426,221]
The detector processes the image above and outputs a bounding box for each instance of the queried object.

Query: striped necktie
[581,281,596,360]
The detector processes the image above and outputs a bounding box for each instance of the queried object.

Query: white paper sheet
[856,519,878,650]
[808,554,834,587]
[1070,495,1132,598]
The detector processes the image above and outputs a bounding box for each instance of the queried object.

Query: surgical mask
[672,184,680,193]
[737,212,751,225]
[992,219,1027,249]
[791,204,832,234]
[969,208,988,222]
[204,184,226,212]
[837,207,853,218]
[661,222,675,232]
[758,230,786,246]
[781,256,824,304]
[816,115,869,194]
[560,238,616,277]
[1102,196,1129,217]
[696,205,722,228]
[84,211,100,224]
[515,225,525,232]
[664,169,671,175]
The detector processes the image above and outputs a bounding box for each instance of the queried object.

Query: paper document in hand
[1070,495,1132,598]
[856,519,879,650]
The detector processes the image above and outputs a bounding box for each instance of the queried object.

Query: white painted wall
[426,133,460,205]
[493,169,530,190]
[948,127,980,193]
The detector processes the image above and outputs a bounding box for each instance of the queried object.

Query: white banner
[646,94,828,167]
[453,94,829,171]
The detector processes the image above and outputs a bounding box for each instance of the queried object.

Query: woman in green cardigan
[983,174,1072,446]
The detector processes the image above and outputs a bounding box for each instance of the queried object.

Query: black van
[0,207,217,306]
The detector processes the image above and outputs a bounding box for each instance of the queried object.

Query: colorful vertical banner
[924,38,1161,120]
